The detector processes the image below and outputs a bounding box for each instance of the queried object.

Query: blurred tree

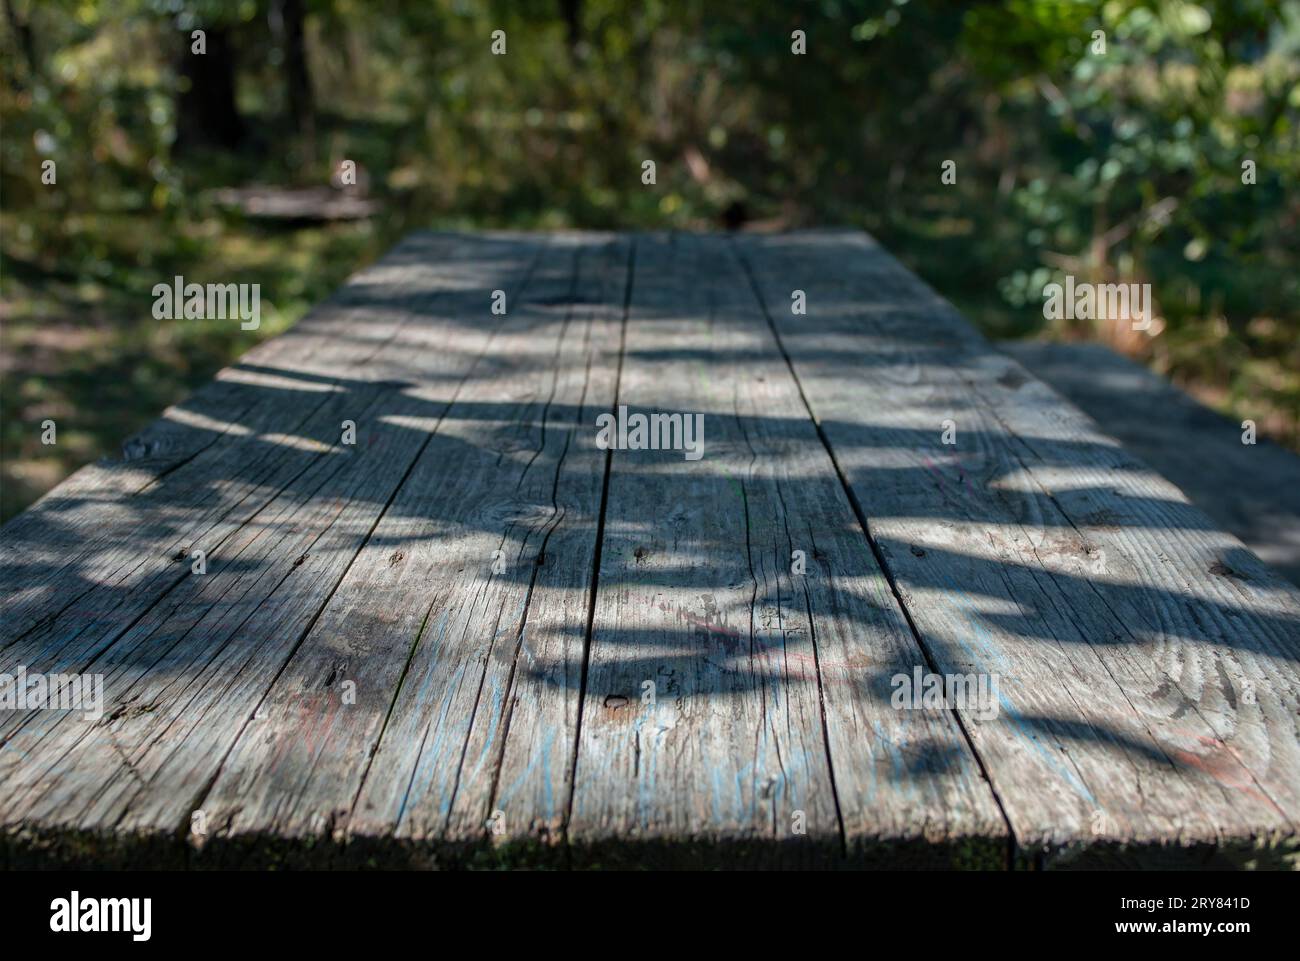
[2,0,39,88]
[273,0,314,144]
[2,0,1297,522]
[175,23,244,152]
[559,0,582,54]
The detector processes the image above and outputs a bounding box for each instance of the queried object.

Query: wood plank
[734,230,1300,867]
[1000,340,1300,587]
[0,233,551,866]
[565,233,1007,867]
[187,234,629,867]
[345,234,630,865]
[0,233,531,649]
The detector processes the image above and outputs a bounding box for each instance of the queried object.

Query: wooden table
[3,231,1298,869]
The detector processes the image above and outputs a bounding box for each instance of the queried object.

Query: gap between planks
[729,234,1016,867]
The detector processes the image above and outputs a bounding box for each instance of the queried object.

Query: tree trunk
[174,26,244,153]
[3,0,39,88]
[559,0,582,55]
[278,0,315,143]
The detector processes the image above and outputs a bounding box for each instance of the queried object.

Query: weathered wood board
[1000,340,1300,588]
[2,230,1298,869]
[566,233,1005,867]
[0,232,554,864]
[734,230,1300,868]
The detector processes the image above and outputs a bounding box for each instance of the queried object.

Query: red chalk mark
[1165,727,1286,818]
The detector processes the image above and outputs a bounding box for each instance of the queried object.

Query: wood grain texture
[566,233,1006,867]
[193,234,629,867]
[2,230,1296,869]
[0,232,550,865]
[1000,340,1300,587]
[0,232,531,651]
[734,230,1300,868]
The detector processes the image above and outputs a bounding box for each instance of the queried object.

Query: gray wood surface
[2,230,1297,869]
[734,230,1300,867]
[999,340,1300,587]
[567,233,1005,867]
